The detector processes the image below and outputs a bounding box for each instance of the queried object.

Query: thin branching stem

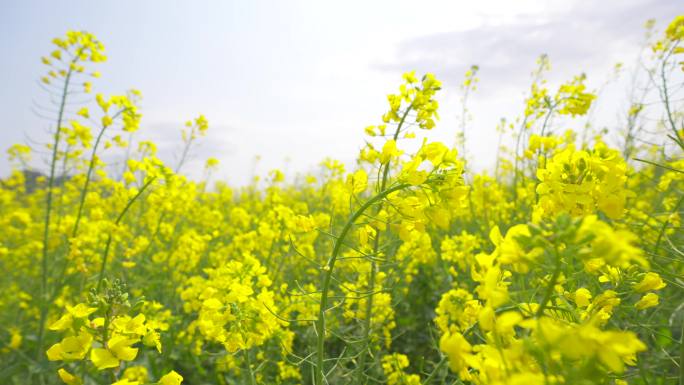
[314,182,410,385]
[36,57,78,359]
[96,177,156,292]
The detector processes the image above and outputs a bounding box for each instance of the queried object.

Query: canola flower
[0,17,682,385]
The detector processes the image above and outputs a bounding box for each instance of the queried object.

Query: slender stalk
[536,247,561,317]
[175,127,196,173]
[314,182,410,385]
[72,109,125,237]
[119,132,134,181]
[511,116,529,200]
[101,309,118,383]
[422,356,447,385]
[494,128,503,182]
[653,194,684,254]
[355,241,379,384]
[458,85,471,157]
[634,158,684,174]
[96,177,156,292]
[636,353,651,385]
[355,108,411,384]
[513,60,547,198]
[659,46,684,150]
[538,100,557,138]
[36,61,76,359]
[45,115,123,307]
[680,319,684,385]
[243,348,257,385]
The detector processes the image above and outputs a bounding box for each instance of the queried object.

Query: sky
[0,0,681,185]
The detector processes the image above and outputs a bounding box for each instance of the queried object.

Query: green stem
[36,63,75,360]
[175,130,195,173]
[536,247,561,317]
[243,348,257,385]
[355,253,378,384]
[96,177,156,292]
[314,182,410,385]
[73,109,125,237]
[422,356,447,385]
[659,46,684,150]
[355,108,410,384]
[538,101,558,138]
[511,116,529,201]
[637,353,650,385]
[634,158,684,174]
[680,319,684,385]
[101,309,117,383]
[653,194,684,254]
[42,111,130,309]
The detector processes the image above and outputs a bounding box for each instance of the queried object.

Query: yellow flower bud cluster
[536,141,631,220]
[382,71,441,130]
[41,31,105,85]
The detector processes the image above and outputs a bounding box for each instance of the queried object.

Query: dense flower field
[1,15,683,385]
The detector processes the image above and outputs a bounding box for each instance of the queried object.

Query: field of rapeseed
[1,14,683,385]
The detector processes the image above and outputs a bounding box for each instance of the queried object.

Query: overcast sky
[0,0,681,185]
